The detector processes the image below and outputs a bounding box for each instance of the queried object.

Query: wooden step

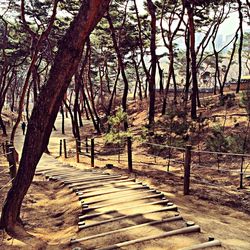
[72,215,183,243]
[78,207,180,229]
[79,201,174,221]
[95,225,201,250]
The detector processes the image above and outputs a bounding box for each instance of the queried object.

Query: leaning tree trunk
[0,0,111,241]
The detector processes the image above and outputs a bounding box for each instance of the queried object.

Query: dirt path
[36,161,222,250]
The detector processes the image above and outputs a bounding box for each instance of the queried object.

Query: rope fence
[57,136,250,195]
[0,178,15,192]
[0,141,17,189]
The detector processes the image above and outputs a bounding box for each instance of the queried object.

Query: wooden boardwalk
[35,160,222,250]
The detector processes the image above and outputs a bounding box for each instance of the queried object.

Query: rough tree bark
[0,0,110,242]
[147,0,157,128]
[186,0,199,119]
[236,0,243,93]
[106,12,129,131]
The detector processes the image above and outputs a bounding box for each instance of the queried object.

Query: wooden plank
[82,189,159,206]
[55,174,110,181]
[78,185,151,199]
[82,193,164,212]
[71,177,133,190]
[95,225,201,250]
[78,207,180,229]
[179,240,221,250]
[48,173,100,181]
[79,201,174,221]
[72,215,183,243]
[45,171,98,177]
[69,176,131,189]
[77,182,141,196]
[63,175,122,184]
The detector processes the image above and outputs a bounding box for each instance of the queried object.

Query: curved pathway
[14,119,222,250]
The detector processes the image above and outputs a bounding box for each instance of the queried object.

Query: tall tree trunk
[106,12,129,131]
[107,68,120,117]
[133,0,150,98]
[186,1,198,119]
[25,81,32,122]
[0,0,110,240]
[147,0,157,128]
[74,74,81,142]
[157,60,164,93]
[63,100,76,137]
[236,0,243,93]
[61,105,65,134]
[0,107,7,136]
[83,99,90,120]
[81,85,101,133]
[86,40,101,132]
[132,57,143,101]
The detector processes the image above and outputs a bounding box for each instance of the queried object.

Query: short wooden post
[6,145,17,184]
[85,137,89,153]
[76,139,80,163]
[118,148,121,163]
[59,139,62,156]
[118,142,121,163]
[184,145,192,195]
[2,142,5,154]
[91,138,94,167]
[63,139,67,158]
[127,137,133,172]
[239,156,244,189]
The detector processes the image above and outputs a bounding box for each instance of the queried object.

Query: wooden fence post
[63,139,67,158]
[6,145,17,184]
[76,139,80,163]
[2,142,5,154]
[85,137,89,153]
[184,145,192,195]
[59,139,62,156]
[239,156,244,189]
[91,138,94,167]
[127,137,133,172]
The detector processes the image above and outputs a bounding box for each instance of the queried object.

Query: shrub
[105,107,130,145]
[241,90,250,116]
[171,120,189,135]
[218,93,235,107]
[206,125,229,152]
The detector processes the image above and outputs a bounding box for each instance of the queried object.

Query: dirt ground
[0,94,250,249]
[0,161,80,249]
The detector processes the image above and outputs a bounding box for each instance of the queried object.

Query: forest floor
[0,93,250,249]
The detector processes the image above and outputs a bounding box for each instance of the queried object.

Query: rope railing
[191,149,250,158]
[0,169,8,175]
[190,176,227,188]
[0,178,15,192]
[57,136,250,193]
[192,165,250,176]
[0,152,11,157]
[141,142,186,151]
